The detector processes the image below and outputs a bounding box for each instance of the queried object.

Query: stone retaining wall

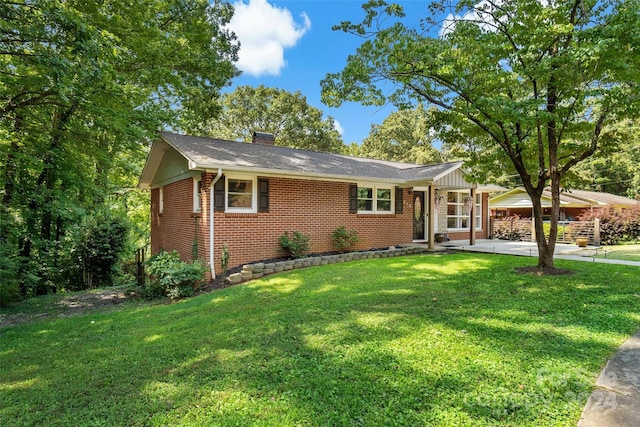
[225,246,432,285]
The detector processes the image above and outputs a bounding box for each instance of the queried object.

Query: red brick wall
[151,178,209,264]
[152,174,413,274]
[151,174,490,276]
[212,176,413,271]
[493,206,599,220]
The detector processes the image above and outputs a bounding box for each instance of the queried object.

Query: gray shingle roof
[561,188,639,206]
[157,131,462,183]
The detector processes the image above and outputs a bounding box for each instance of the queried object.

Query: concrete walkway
[436,238,640,267]
[433,239,640,426]
[577,331,640,427]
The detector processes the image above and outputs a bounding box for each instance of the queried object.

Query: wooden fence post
[530,219,536,242]
[594,218,600,247]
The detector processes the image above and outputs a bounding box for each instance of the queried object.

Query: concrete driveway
[436,239,640,267]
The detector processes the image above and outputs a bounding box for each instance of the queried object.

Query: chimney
[252,131,275,146]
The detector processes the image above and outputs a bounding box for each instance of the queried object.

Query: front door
[413,192,425,240]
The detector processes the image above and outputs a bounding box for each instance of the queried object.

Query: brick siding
[151,174,489,278]
[151,178,208,264]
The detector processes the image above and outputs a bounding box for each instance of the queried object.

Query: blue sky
[226,0,436,145]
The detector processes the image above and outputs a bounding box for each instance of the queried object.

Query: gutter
[209,168,222,279]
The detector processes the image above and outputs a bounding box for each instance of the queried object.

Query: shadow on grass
[1,253,639,425]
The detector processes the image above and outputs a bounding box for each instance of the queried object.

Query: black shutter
[395,187,403,214]
[349,184,358,213]
[214,175,225,211]
[258,178,269,212]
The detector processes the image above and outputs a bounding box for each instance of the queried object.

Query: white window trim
[225,174,257,213]
[446,191,482,231]
[357,184,395,214]
[159,186,164,214]
[193,178,202,213]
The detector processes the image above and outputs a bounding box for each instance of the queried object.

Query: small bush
[66,210,129,290]
[0,245,21,307]
[278,231,310,259]
[221,244,230,279]
[331,226,361,253]
[580,206,640,245]
[144,250,207,299]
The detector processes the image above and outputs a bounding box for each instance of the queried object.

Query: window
[193,178,202,213]
[357,185,393,214]
[377,188,392,211]
[159,187,164,214]
[447,191,481,230]
[357,187,373,211]
[226,176,256,212]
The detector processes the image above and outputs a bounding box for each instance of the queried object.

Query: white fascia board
[149,171,201,190]
[196,163,407,185]
[431,161,463,181]
[138,139,168,189]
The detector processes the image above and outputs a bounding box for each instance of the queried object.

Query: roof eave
[431,161,464,181]
[194,163,407,185]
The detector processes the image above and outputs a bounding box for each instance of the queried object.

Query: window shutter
[258,178,269,212]
[214,175,225,211]
[349,184,358,213]
[395,187,403,214]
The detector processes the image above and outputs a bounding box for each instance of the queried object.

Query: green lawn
[1,253,639,426]
[593,244,640,262]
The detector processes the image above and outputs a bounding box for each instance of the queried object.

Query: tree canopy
[321,0,640,269]
[191,84,345,153]
[0,0,239,300]
[357,106,443,164]
[566,119,640,199]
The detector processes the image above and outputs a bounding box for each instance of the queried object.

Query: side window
[159,187,164,214]
[193,178,202,213]
[226,176,257,212]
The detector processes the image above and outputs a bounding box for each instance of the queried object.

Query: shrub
[221,244,230,279]
[331,226,361,253]
[66,210,129,290]
[580,206,640,245]
[0,242,21,307]
[492,216,525,241]
[278,231,310,259]
[0,212,22,306]
[144,250,207,299]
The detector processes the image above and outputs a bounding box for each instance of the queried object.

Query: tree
[566,119,640,199]
[0,0,239,295]
[360,105,442,163]
[321,0,640,270]
[192,84,345,153]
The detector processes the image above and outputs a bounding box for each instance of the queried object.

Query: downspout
[209,168,222,279]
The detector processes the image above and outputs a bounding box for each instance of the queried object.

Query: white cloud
[229,0,311,76]
[439,0,505,38]
[333,119,344,136]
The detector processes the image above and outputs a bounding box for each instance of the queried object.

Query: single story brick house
[490,187,640,220]
[139,132,493,279]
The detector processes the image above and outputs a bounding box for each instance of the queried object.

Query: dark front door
[413,192,425,240]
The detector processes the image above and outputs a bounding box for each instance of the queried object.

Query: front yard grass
[593,243,640,262]
[1,253,639,426]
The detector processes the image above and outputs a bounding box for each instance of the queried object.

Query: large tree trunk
[38,105,76,242]
[530,192,555,269]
